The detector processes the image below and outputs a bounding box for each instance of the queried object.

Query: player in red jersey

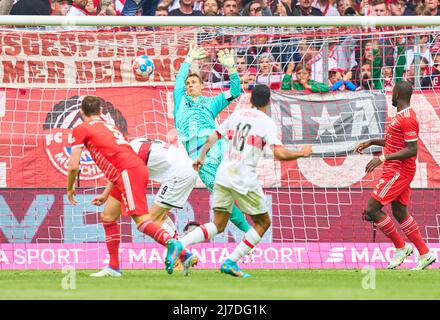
[67,96,195,276]
[355,81,436,270]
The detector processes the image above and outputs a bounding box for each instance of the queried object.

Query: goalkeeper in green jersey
[173,44,251,233]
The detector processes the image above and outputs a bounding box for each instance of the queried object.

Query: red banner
[1,87,440,188]
[0,30,195,88]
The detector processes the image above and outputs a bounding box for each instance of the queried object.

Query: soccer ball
[132,55,154,79]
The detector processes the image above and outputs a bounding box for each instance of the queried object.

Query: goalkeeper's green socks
[230,205,251,233]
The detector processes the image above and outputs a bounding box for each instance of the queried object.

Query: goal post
[0,18,440,270]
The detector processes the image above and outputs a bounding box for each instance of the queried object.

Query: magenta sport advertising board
[1,188,439,270]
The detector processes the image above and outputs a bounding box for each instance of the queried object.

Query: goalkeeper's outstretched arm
[211,49,241,117]
[173,44,207,118]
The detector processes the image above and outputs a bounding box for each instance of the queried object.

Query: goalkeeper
[173,44,251,233]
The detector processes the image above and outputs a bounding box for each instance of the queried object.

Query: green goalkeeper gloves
[184,44,208,64]
[217,49,237,74]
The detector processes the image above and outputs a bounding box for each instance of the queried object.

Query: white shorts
[212,183,268,215]
[154,172,198,209]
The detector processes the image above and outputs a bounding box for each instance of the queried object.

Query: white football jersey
[130,139,194,183]
[215,108,282,194]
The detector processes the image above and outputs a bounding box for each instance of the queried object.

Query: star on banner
[311,106,340,139]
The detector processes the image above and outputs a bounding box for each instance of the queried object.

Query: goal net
[1,22,440,270]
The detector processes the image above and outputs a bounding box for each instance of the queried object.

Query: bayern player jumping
[166,84,312,277]
[89,138,199,277]
[355,81,436,270]
[67,96,196,277]
[173,44,251,235]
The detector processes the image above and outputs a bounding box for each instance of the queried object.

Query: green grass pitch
[1,269,440,299]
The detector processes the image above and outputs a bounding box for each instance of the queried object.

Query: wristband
[379,154,386,163]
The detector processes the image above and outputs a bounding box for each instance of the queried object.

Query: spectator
[169,0,203,15]
[305,41,339,83]
[242,67,258,90]
[243,0,272,15]
[51,0,70,15]
[405,35,433,71]
[359,0,372,15]
[292,0,323,15]
[390,0,406,15]
[329,69,358,91]
[372,0,390,15]
[242,0,263,15]
[336,0,358,15]
[222,0,240,15]
[97,0,119,15]
[359,61,373,90]
[424,0,440,14]
[67,0,92,16]
[10,0,51,15]
[245,34,271,68]
[0,0,14,15]
[256,53,282,88]
[155,5,169,15]
[421,50,440,88]
[271,0,292,15]
[313,0,340,15]
[381,66,394,91]
[86,0,97,14]
[122,0,163,15]
[202,0,220,15]
[372,36,406,90]
[414,2,431,14]
[161,0,203,13]
[281,63,330,92]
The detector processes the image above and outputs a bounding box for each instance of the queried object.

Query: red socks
[137,220,189,260]
[103,221,120,270]
[400,215,429,255]
[376,216,406,249]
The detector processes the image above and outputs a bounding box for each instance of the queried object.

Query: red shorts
[371,171,413,206]
[109,165,149,216]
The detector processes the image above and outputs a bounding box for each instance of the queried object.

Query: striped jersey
[383,107,419,175]
[71,118,145,182]
[215,108,282,194]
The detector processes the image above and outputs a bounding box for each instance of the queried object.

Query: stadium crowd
[2,0,440,91]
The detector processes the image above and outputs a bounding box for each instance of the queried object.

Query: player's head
[81,96,102,117]
[392,81,413,107]
[185,73,204,97]
[250,84,271,109]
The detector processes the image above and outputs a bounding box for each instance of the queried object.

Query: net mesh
[1,25,440,270]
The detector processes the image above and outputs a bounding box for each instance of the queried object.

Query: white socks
[180,222,218,248]
[161,216,176,237]
[229,228,261,263]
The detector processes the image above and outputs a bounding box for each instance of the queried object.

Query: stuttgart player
[89,138,199,277]
[67,96,196,277]
[355,81,436,270]
[165,84,312,277]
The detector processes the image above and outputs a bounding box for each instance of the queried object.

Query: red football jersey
[71,118,144,182]
[383,107,419,175]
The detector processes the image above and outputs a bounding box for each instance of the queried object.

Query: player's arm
[193,130,220,171]
[91,181,114,206]
[365,116,418,173]
[174,44,207,118]
[365,140,417,173]
[211,49,241,117]
[67,146,82,205]
[354,138,386,153]
[272,144,313,161]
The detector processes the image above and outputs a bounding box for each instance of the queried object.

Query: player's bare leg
[221,212,271,278]
[391,202,436,270]
[364,197,411,269]
[90,196,122,277]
